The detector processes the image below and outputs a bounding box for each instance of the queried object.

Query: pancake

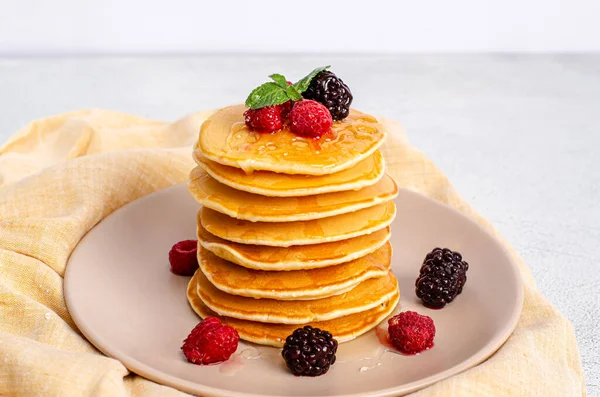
[187,272,400,347]
[198,242,392,300]
[193,151,385,197]
[200,201,396,247]
[194,270,398,324]
[197,222,391,270]
[196,104,387,175]
[188,167,398,222]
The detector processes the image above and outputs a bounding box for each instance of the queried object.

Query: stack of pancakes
[187,105,400,347]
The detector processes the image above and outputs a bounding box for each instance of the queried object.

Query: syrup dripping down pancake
[194,270,398,324]
[187,271,400,347]
[199,201,396,247]
[198,242,392,300]
[197,222,391,270]
[193,151,385,197]
[188,167,398,222]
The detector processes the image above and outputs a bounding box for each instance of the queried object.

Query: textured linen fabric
[0,110,585,396]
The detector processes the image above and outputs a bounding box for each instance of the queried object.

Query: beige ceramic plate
[65,184,523,397]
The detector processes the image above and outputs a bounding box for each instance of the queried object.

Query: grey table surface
[0,55,598,394]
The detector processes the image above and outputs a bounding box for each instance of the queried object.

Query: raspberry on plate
[289,100,333,139]
[282,325,338,376]
[181,317,240,365]
[415,247,469,308]
[169,240,198,276]
[388,311,435,354]
[244,104,287,133]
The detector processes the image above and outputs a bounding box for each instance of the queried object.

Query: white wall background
[1,0,599,54]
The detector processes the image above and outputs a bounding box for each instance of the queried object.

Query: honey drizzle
[223,111,381,168]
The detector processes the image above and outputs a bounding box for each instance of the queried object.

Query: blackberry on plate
[302,71,353,121]
[282,325,338,377]
[415,248,469,308]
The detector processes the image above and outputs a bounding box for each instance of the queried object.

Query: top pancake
[196,104,387,175]
[193,151,385,197]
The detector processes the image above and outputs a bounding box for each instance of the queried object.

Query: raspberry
[388,311,435,354]
[302,70,353,121]
[280,101,292,121]
[282,326,338,376]
[289,100,333,138]
[244,104,286,132]
[415,248,469,308]
[169,240,198,276]
[181,317,240,365]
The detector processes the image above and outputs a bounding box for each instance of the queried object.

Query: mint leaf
[285,85,303,101]
[293,65,330,93]
[245,67,331,109]
[245,82,289,109]
[269,73,288,88]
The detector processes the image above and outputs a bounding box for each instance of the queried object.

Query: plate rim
[65,183,524,397]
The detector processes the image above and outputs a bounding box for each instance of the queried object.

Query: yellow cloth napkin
[0,110,585,396]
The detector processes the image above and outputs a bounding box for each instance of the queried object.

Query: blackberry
[302,71,353,121]
[415,248,469,308]
[281,325,338,377]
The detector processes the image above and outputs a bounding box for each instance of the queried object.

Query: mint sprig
[292,65,330,94]
[285,85,303,101]
[269,73,288,88]
[245,82,290,110]
[244,65,331,110]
